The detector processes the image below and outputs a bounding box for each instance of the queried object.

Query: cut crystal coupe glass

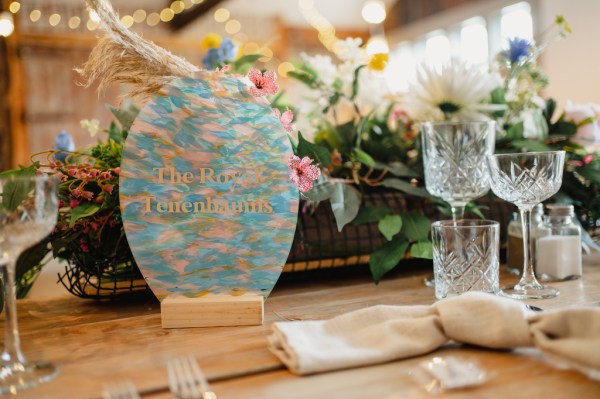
[421,121,495,221]
[487,151,565,299]
[0,175,59,394]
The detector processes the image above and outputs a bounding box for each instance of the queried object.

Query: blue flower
[202,38,238,69]
[53,130,75,163]
[502,37,532,63]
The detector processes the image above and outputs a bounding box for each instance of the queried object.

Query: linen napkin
[267,292,600,379]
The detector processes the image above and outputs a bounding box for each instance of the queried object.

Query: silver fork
[167,355,216,399]
[102,380,140,399]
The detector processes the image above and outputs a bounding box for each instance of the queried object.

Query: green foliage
[369,237,409,284]
[297,132,332,167]
[378,214,402,241]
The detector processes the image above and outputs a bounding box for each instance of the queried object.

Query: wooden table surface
[12,256,600,399]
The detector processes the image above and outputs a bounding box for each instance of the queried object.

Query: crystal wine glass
[421,121,496,220]
[0,174,59,393]
[487,151,565,299]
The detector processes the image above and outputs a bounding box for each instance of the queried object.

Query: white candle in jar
[536,235,582,279]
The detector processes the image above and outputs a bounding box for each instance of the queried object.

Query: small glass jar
[507,204,543,274]
[535,204,582,281]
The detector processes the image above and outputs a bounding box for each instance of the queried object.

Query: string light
[170,1,185,14]
[132,9,147,24]
[159,8,175,22]
[214,8,230,23]
[68,16,81,30]
[49,13,61,27]
[298,0,340,52]
[9,3,199,30]
[9,2,21,14]
[225,19,241,34]
[146,12,160,27]
[121,15,134,28]
[29,9,41,23]
[0,12,15,37]
[277,62,295,77]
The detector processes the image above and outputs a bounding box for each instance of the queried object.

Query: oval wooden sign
[120,71,299,300]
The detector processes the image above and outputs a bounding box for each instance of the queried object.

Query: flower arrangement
[284,37,435,283]
[405,16,600,229]
[7,104,140,298]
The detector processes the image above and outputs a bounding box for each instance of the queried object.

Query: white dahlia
[405,60,502,122]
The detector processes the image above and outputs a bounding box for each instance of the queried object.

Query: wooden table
[12,256,600,399]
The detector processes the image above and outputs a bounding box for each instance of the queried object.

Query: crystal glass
[421,121,495,220]
[0,175,59,393]
[487,151,565,299]
[432,220,500,299]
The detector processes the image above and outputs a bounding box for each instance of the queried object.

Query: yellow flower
[201,33,222,51]
[368,53,389,71]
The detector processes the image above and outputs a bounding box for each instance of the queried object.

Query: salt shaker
[507,204,544,274]
[535,204,582,281]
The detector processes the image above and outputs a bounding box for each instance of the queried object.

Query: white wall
[539,0,600,105]
[386,0,600,106]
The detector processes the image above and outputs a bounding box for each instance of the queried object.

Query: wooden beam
[6,6,28,168]
[384,0,484,30]
[169,0,225,32]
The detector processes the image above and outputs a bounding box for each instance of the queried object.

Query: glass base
[500,283,560,299]
[423,276,435,288]
[0,360,59,394]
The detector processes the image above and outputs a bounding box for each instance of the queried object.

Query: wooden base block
[161,294,264,328]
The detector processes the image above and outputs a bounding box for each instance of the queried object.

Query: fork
[102,380,140,399]
[167,355,216,399]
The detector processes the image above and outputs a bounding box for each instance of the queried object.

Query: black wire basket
[57,241,153,301]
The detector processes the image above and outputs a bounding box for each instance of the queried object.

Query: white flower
[301,53,338,86]
[80,118,100,137]
[405,60,501,122]
[334,37,367,64]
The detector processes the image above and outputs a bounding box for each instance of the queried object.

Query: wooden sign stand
[161,294,264,328]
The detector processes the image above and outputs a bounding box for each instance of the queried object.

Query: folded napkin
[267,292,600,379]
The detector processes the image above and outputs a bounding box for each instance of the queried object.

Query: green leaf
[352,206,391,225]
[402,213,431,241]
[369,237,409,283]
[374,161,420,178]
[287,71,318,88]
[232,54,262,73]
[352,148,375,167]
[329,183,360,232]
[378,214,402,241]
[506,122,524,140]
[302,180,335,202]
[511,140,552,152]
[550,120,577,136]
[351,65,366,99]
[411,241,433,259]
[69,203,101,228]
[108,101,140,131]
[1,176,34,212]
[380,178,432,198]
[544,98,557,122]
[297,132,331,167]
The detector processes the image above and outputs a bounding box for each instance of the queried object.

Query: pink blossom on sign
[274,108,294,132]
[247,68,279,97]
[288,155,321,192]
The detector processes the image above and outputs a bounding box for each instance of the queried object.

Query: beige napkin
[267,292,600,379]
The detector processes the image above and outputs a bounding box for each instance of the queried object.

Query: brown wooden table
[12,256,600,399]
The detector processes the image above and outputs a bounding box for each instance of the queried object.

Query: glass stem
[1,260,26,365]
[518,207,539,286]
[450,203,466,222]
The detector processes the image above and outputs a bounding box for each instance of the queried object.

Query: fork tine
[167,356,214,399]
[103,380,139,399]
